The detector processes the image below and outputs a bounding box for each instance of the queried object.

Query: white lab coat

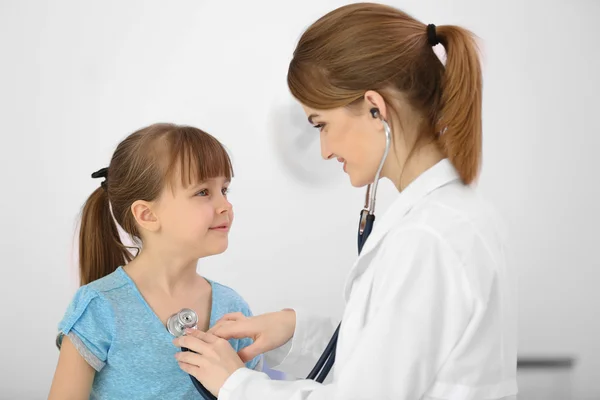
[219,159,518,400]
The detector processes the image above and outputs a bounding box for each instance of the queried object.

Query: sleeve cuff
[57,331,106,372]
[263,307,309,370]
[219,368,269,400]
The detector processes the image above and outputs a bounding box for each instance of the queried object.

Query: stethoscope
[168,107,391,399]
[305,107,391,383]
[167,308,218,399]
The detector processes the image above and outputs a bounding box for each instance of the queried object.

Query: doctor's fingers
[174,336,217,358]
[184,329,220,344]
[215,312,247,325]
[207,313,247,336]
[210,320,256,340]
[175,350,211,369]
[237,341,264,363]
[207,320,236,335]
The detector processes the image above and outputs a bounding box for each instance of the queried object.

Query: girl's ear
[131,200,160,233]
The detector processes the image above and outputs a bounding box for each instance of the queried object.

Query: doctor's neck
[386,141,445,192]
[381,113,446,191]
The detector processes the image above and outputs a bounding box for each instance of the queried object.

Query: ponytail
[436,25,483,185]
[78,187,132,286]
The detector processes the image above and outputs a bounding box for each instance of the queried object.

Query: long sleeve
[217,227,475,400]
[263,308,338,378]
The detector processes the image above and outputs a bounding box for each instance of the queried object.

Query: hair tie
[427,24,440,46]
[91,167,108,190]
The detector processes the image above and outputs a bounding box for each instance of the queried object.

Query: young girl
[48,123,262,399]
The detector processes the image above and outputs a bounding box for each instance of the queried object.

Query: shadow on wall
[517,356,577,400]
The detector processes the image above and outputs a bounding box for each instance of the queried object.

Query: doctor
[173,3,518,399]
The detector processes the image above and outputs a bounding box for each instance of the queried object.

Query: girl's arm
[48,336,95,400]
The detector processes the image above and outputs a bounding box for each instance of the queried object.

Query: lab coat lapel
[343,159,461,301]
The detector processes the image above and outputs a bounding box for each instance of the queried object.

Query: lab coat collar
[343,158,462,301]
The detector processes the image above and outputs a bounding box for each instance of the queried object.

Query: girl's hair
[287,3,483,185]
[78,123,233,286]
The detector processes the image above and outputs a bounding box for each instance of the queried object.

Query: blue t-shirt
[55,266,262,399]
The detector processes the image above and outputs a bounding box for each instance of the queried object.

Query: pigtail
[435,25,483,185]
[78,186,132,286]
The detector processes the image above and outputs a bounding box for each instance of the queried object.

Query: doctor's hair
[78,123,233,286]
[287,3,483,185]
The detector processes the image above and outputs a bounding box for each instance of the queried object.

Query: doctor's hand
[173,330,244,397]
[208,309,296,362]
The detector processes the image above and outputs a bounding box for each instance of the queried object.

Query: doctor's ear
[363,90,388,122]
[131,200,160,233]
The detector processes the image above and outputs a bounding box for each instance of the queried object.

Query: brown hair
[287,3,482,184]
[78,123,233,286]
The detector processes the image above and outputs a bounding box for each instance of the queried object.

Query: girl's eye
[195,187,229,197]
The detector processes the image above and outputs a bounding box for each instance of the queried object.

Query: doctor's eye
[313,123,326,132]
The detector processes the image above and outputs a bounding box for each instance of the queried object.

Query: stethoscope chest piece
[166,308,198,337]
[168,308,217,399]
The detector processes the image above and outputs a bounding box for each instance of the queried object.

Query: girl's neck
[123,246,202,297]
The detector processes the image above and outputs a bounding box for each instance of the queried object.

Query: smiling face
[302,104,388,187]
[152,175,234,259]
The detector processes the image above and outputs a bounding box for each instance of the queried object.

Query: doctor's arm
[209,308,339,378]
[208,228,474,400]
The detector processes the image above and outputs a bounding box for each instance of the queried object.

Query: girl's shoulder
[207,278,252,316]
[54,267,133,371]
[59,267,132,325]
[83,266,130,294]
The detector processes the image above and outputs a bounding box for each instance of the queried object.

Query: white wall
[0,0,598,398]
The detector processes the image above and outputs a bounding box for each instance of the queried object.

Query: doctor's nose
[320,136,334,161]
